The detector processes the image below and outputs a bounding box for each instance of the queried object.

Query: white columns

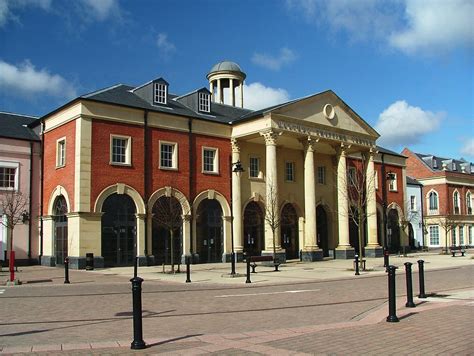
[209,82,214,101]
[182,214,191,257]
[336,145,351,248]
[231,139,243,253]
[239,82,244,108]
[229,78,235,106]
[217,79,223,104]
[366,150,379,247]
[261,130,281,252]
[136,213,146,257]
[302,137,319,251]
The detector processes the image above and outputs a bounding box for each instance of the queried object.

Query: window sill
[160,166,178,171]
[203,171,219,175]
[248,176,264,182]
[110,162,132,167]
[56,164,66,169]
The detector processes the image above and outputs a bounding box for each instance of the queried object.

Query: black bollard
[404,262,416,308]
[134,256,138,279]
[130,276,146,350]
[245,256,251,284]
[185,256,191,283]
[64,257,70,284]
[386,265,399,322]
[417,260,427,298]
[231,251,236,276]
[354,254,360,276]
[384,249,390,271]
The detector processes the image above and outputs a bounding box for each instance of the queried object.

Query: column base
[222,251,246,263]
[40,255,56,267]
[301,249,324,262]
[69,256,105,269]
[147,255,156,266]
[335,247,355,260]
[137,255,147,266]
[262,250,287,264]
[365,246,384,258]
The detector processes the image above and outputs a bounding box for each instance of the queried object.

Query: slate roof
[415,152,473,174]
[0,112,40,141]
[406,176,422,186]
[80,84,251,124]
[377,146,406,158]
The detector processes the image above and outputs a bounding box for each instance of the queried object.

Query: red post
[9,250,15,282]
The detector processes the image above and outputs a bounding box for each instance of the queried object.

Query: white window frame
[249,156,262,179]
[452,227,457,246]
[410,195,416,211]
[453,190,460,214]
[110,135,132,166]
[466,191,472,215]
[427,190,439,215]
[198,92,210,113]
[389,173,398,192]
[285,161,295,182]
[428,225,440,247]
[317,166,326,185]
[202,147,219,174]
[159,141,178,170]
[459,225,464,245]
[56,137,66,168]
[468,225,473,246]
[154,82,167,105]
[0,161,19,191]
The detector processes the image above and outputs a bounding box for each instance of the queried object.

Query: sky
[0,0,473,160]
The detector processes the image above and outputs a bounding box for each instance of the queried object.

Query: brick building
[38,61,407,268]
[402,148,474,249]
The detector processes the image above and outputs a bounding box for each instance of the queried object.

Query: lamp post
[230,160,244,275]
[381,154,396,254]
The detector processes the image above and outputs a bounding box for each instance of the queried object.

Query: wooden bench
[449,245,466,257]
[248,255,280,273]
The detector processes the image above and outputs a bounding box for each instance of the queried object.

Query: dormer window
[199,92,210,113]
[154,82,167,105]
[453,162,457,171]
[433,158,438,169]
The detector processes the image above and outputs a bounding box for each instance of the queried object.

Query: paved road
[0,260,473,354]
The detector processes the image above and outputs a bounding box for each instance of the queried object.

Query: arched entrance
[101,194,136,267]
[53,196,68,266]
[408,223,415,249]
[316,205,329,257]
[151,196,182,266]
[387,208,400,253]
[281,203,299,260]
[243,202,264,256]
[196,199,223,263]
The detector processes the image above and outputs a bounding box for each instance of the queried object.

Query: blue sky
[1,0,473,160]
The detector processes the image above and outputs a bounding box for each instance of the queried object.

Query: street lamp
[381,160,396,253]
[230,160,244,275]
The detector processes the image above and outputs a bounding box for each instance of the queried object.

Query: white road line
[0,289,5,294]
[215,289,319,298]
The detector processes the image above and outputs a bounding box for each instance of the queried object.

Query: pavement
[0,251,473,355]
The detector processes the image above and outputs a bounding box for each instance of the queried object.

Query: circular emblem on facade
[323,104,335,120]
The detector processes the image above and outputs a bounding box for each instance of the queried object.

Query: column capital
[336,143,351,157]
[231,138,240,153]
[299,136,319,152]
[260,130,280,146]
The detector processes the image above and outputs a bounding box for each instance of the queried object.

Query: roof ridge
[82,83,127,98]
[0,111,38,118]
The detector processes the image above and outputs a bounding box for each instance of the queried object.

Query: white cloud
[79,0,120,21]
[286,0,473,55]
[252,47,297,71]
[0,0,52,27]
[389,0,474,55]
[0,59,76,99]
[222,82,290,110]
[375,100,444,147]
[156,33,176,58]
[460,138,474,157]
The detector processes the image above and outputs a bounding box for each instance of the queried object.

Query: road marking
[215,289,319,298]
[0,289,5,294]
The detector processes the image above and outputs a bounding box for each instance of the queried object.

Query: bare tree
[437,215,457,254]
[152,191,189,273]
[399,201,420,250]
[264,179,282,263]
[337,154,377,269]
[0,190,28,280]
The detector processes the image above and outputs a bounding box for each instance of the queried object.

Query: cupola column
[229,78,235,106]
[240,82,244,108]
[209,82,214,101]
[217,79,223,104]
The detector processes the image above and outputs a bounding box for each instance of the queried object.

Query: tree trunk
[358,216,364,269]
[272,230,276,263]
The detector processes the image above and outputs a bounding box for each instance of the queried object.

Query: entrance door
[281,204,299,259]
[316,205,329,257]
[387,209,400,253]
[243,202,264,256]
[197,199,223,263]
[101,194,136,267]
[53,196,68,265]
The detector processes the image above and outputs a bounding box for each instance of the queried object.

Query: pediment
[271,90,379,140]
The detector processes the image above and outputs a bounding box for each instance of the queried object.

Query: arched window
[428,191,438,212]
[453,191,460,214]
[467,192,472,215]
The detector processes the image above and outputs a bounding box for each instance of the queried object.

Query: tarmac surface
[1,251,473,355]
